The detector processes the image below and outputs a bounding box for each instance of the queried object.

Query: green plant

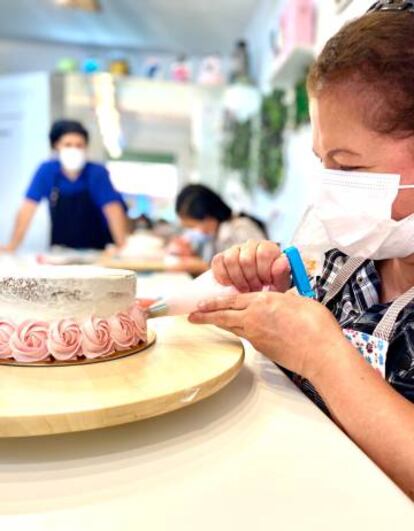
[259,89,287,192]
[295,78,310,127]
[223,116,253,189]
[223,89,288,193]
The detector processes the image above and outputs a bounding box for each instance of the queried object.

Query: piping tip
[147,300,169,318]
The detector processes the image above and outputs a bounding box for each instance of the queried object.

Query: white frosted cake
[120,233,165,260]
[0,266,147,363]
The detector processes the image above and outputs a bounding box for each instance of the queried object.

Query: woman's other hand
[211,240,291,293]
[189,292,345,380]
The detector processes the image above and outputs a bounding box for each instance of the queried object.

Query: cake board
[0,317,244,437]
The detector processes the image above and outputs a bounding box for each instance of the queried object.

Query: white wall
[273,125,318,247]
[316,0,375,50]
[0,72,51,252]
[250,125,318,247]
[244,0,286,91]
[253,0,375,247]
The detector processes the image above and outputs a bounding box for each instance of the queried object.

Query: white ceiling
[0,0,260,55]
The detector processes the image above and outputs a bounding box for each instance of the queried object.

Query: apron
[322,257,414,378]
[49,175,113,250]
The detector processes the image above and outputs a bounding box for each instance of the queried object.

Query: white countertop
[0,341,412,529]
[0,272,412,529]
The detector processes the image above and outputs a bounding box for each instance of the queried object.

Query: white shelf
[271,46,315,90]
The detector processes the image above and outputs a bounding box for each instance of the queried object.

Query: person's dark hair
[176,184,268,235]
[49,119,89,148]
[176,184,232,223]
[307,10,414,138]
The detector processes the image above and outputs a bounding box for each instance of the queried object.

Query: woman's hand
[167,236,195,257]
[211,240,291,293]
[189,291,347,380]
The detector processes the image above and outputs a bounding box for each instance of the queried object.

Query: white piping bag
[148,270,239,317]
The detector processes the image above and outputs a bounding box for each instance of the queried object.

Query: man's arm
[103,201,128,248]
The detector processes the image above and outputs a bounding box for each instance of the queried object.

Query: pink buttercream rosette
[129,302,147,342]
[0,302,148,363]
[80,317,114,359]
[47,319,82,361]
[0,320,16,359]
[108,312,139,352]
[9,320,50,363]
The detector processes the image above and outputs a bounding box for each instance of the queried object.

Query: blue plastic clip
[283,246,315,299]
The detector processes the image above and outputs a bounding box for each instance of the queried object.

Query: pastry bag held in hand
[147,246,314,317]
[148,269,239,317]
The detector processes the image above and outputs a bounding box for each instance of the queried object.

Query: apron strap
[321,254,414,342]
[322,257,366,306]
[373,286,414,341]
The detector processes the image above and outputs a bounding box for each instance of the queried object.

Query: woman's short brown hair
[307,11,414,138]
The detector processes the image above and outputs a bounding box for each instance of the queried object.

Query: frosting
[81,317,115,359]
[0,266,136,322]
[108,312,138,351]
[120,233,165,260]
[47,319,82,361]
[9,321,50,363]
[0,320,15,359]
[0,266,148,363]
[0,304,147,363]
[129,302,148,341]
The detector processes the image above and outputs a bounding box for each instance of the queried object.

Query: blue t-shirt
[26,159,123,209]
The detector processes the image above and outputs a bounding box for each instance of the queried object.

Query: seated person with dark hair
[173,184,266,260]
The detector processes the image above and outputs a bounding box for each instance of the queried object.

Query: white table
[0,273,412,529]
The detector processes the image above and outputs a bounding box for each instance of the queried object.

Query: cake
[119,233,165,260]
[0,266,147,363]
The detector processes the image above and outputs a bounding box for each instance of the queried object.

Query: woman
[190,2,414,498]
[174,184,267,262]
[2,120,127,251]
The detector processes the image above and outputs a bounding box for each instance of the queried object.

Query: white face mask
[59,147,86,176]
[293,169,414,260]
[183,228,214,247]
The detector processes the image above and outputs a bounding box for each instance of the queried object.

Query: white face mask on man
[293,169,414,260]
[59,147,86,176]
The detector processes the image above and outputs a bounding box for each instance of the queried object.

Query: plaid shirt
[292,249,414,412]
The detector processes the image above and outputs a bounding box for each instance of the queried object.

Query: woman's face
[180,216,219,235]
[310,90,414,221]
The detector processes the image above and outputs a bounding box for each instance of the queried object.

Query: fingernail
[190,312,204,323]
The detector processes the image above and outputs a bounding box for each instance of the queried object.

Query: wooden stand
[0,317,244,437]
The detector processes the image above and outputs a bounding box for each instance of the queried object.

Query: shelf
[271,47,315,90]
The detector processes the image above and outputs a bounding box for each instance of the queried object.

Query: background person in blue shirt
[1,119,128,251]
